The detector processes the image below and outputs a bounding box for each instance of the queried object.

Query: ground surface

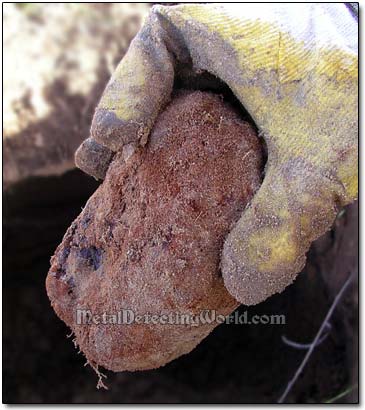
[3,3,148,188]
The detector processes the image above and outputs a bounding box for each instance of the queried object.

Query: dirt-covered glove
[75,4,358,305]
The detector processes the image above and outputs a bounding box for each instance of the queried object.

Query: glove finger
[221,161,341,305]
[91,12,174,152]
[75,138,114,180]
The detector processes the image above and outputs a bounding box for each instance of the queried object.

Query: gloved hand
[75,4,358,305]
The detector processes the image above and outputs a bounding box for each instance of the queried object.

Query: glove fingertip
[91,108,142,152]
[75,138,114,180]
[221,241,303,306]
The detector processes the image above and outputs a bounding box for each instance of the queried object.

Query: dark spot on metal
[67,276,75,288]
[54,268,66,279]
[59,247,70,265]
[79,246,103,270]
[81,216,91,228]
[188,199,200,212]
[161,226,173,249]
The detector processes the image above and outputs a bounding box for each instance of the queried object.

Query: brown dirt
[46,90,263,372]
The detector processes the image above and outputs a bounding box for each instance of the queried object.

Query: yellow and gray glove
[75,4,358,305]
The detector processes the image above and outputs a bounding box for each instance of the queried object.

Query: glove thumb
[221,160,342,305]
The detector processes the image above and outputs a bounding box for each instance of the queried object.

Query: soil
[3,4,149,189]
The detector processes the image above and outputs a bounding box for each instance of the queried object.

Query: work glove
[75,4,358,305]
